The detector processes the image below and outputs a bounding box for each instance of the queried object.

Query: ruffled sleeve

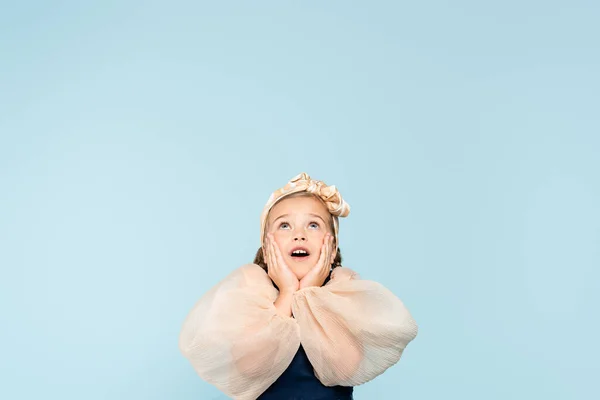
[291,267,418,387]
[178,264,301,400]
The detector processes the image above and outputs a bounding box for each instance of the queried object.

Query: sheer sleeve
[179,264,301,400]
[291,267,418,387]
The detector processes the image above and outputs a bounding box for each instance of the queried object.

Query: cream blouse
[178,264,418,400]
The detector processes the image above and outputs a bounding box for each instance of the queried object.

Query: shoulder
[225,263,273,288]
[328,267,395,292]
[329,266,360,282]
[200,264,276,301]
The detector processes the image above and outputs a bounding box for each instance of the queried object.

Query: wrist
[299,282,313,290]
[278,289,296,297]
[274,290,295,318]
[299,278,323,289]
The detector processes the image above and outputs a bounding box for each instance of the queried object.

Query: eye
[279,221,290,229]
[308,221,320,229]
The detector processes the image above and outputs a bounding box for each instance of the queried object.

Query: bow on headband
[260,172,350,248]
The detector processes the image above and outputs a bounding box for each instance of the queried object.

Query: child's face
[266,195,334,280]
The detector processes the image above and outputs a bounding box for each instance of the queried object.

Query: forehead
[268,195,330,219]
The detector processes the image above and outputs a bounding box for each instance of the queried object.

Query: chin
[293,272,307,280]
[289,265,311,280]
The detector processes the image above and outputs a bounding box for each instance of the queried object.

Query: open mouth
[290,247,310,258]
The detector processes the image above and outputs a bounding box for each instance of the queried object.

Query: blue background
[1,1,598,399]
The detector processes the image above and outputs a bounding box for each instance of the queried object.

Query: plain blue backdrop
[1,1,598,399]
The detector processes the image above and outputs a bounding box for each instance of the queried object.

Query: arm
[179,264,300,400]
[274,290,295,318]
[291,267,418,387]
[232,289,297,375]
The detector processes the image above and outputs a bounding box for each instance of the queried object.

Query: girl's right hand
[264,234,299,294]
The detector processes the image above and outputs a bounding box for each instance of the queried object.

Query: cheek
[272,231,289,247]
[307,230,326,242]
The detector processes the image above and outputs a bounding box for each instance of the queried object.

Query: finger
[326,234,333,263]
[263,237,269,266]
[266,237,272,266]
[270,236,279,261]
[327,236,334,269]
[316,240,327,271]
[272,239,285,276]
[322,234,331,267]
[321,237,332,279]
[268,236,277,273]
[329,235,335,265]
[268,237,277,271]
[270,243,282,283]
[265,238,273,273]
[273,239,286,266]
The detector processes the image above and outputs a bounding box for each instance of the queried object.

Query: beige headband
[260,173,350,250]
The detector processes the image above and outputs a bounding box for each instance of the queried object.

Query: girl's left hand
[299,233,335,289]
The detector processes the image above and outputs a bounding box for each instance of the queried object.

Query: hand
[264,234,299,293]
[299,233,335,289]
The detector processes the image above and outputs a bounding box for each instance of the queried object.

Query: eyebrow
[272,213,327,223]
[272,214,290,222]
[309,213,327,223]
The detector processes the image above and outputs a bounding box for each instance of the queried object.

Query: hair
[254,191,343,273]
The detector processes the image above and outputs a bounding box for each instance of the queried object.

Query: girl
[179,173,418,400]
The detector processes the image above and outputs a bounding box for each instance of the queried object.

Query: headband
[260,173,350,251]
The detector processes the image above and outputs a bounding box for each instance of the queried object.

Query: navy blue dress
[259,271,354,400]
[258,345,354,400]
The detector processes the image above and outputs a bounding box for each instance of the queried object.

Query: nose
[293,230,307,242]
